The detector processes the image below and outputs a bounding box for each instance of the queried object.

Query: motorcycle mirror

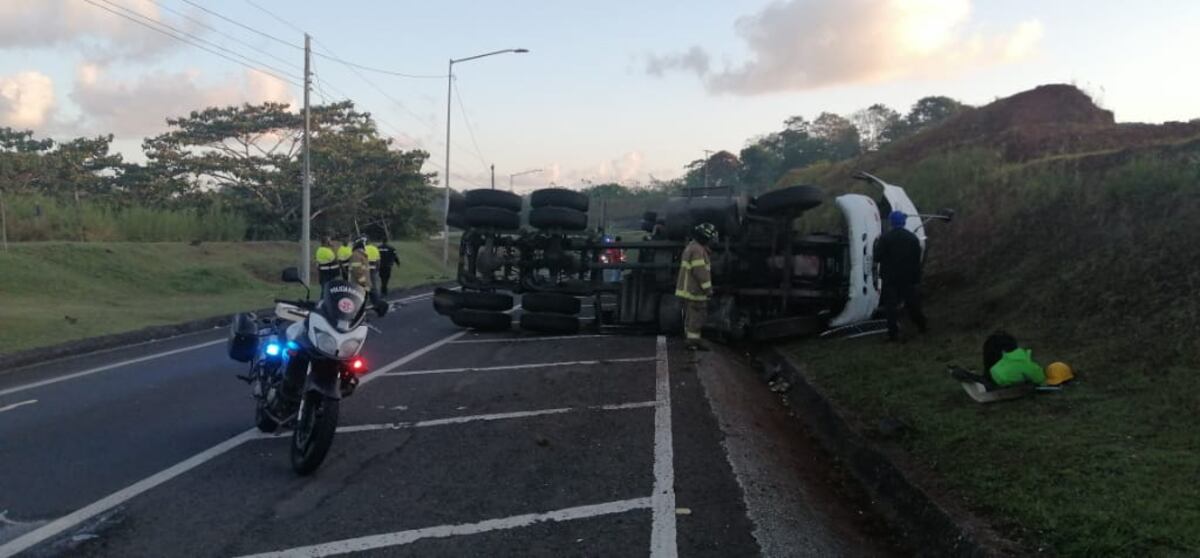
[280,267,303,283]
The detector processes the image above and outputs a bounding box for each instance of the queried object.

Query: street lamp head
[513,48,530,53]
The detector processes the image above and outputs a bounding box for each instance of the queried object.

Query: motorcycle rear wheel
[291,391,340,475]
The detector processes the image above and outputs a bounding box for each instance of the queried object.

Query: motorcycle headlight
[314,330,338,356]
[339,338,362,356]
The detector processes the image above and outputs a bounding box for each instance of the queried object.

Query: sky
[0,0,1197,191]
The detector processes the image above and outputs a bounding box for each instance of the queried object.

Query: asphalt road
[0,288,896,557]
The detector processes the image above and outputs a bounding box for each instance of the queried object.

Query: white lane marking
[0,399,37,414]
[259,400,657,437]
[382,356,655,377]
[650,335,677,558]
[0,329,467,558]
[0,339,226,399]
[235,497,653,558]
[450,334,614,344]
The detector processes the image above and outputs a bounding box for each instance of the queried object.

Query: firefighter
[675,222,716,351]
[349,236,389,316]
[365,240,382,300]
[377,238,399,296]
[336,241,353,280]
[315,237,340,287]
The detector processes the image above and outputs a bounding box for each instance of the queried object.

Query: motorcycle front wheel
[290,391,340,475]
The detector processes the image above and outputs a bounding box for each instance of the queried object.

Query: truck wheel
[529,206,587,231]
[657,294,683,335]
[752,185,823,215]
[465,206,520,230]
[449,190,467,213]
[465,189,523,212]
[457,290,514,311]
[446,211,467,230]
[520,312,580,334]
[530,188,589,212]
[451,309,512,331]
[521,292,580,315]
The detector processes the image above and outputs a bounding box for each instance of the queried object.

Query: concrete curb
[760,346,1022,557]
[0,281,454,374]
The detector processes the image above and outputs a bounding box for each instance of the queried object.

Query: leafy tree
[883,95,968,143]
[809,112,862,160]
[852,104,901,151]
[738,142,783,192]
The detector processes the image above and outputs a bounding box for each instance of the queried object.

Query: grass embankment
[781,145,1200,556]
[0,240,449,354]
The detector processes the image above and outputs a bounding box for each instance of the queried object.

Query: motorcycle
[228,267,376,475]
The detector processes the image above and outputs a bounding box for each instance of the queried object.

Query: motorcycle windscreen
[320,280,366,332]
[829,194,882,328]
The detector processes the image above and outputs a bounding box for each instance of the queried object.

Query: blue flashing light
[264,343,281,357]
[286,341,300,350]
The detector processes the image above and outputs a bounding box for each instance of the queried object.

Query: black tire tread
[457,291,514,311]
[530,188,589,212]
[465,206,520,230]
[529,206,587,231]
[465,189,522,212]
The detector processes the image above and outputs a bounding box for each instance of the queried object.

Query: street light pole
[441,48,529,271]
[301,33,312,284]
[508,168,543,191]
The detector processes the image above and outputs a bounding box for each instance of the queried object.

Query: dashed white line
[0,329,467,558]
[275,400,657,437]
[450,334,615,344]
[0,399,37,414]
[381,356,655,377]
[235,497,654,558]
[650,335,677,558]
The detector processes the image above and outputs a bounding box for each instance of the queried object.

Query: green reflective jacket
[989,348,1045,386]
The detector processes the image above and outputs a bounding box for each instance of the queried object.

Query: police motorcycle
[228,267,384,475]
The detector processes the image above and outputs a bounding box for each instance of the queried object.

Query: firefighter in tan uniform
[349,236,389,317]
[675,222,716,350]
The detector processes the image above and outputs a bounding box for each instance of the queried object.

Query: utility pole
[703,149,714,189]
[442,59,453,271]
[490,164,495,189]
[301,33,313,285]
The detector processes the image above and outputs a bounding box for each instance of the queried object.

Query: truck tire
[529,206,587,231]
[657,294,683,335]
[449,190,467,213]
[530,188,589,212]
[521,292,581,315]
[465,206,520,230]
[451,309,512,331]
[465,189,523,212]
[520,312,580,334]
[446,211,467,230]
[457,290,514,311]
[753,185,823,215]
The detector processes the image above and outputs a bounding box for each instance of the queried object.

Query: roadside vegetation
[776,87,1200,556]
[0,240,449,354]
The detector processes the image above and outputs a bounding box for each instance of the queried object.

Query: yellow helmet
[1045,362,1074,386]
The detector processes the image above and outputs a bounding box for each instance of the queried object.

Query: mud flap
[304,361,343,400]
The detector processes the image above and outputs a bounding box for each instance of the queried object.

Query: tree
[883,95,968,144]
[852,104,901,151]
[809,112,862,160]
[738,142,783,193]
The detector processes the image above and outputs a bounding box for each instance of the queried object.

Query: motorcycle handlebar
[274,299,316,310]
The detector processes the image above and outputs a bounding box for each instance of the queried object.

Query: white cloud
[647,0,1044,94]
[0,0,191,63]
[69,65,297,137]
[0,71,56,128]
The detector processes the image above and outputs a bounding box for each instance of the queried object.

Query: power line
[82,0,301,87]
[312,52,445,79]
[181,0,300,50]
[143,0,302,71]
[244,0,305,33]
[453,78,491,177]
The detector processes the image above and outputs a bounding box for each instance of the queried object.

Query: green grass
[3,195,248,242]
[0,240,451,354]
[779,146,1200,556]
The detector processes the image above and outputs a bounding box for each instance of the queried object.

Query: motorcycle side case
[228,312,259,363]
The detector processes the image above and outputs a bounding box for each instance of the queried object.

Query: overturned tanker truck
[432,172,950,341]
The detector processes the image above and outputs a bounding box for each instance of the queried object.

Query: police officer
[336,240,353,280]
[349,236,389,316]
[365,240,382,300]
[315,237,339,287]
[675,223,716,351]
[377,238,399,296]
